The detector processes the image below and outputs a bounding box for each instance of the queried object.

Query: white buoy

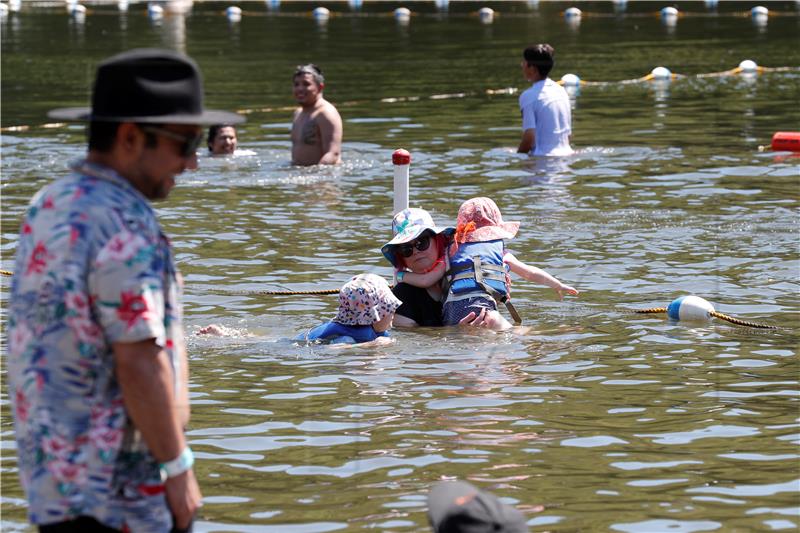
[650,66,672,80]
[312,6,329,21]
[118,0,129,12]
[667,296,715,322]
[226,6,242,22]
[561,73,581,87]
[392,149,410,216]
[265,0,280,11]
[9,0,21,12]
[65,0,78,12]
[0,3,8,17]
[751,5,768,25]
[564,7,581,19]
[348,0,363,10]
[148,3,164,19]
[71,3,86,15]
[660,6,678,22]
[478,7,494,24]
[394,7,411,23]
[435,0,449,11]
[738,59,758,73]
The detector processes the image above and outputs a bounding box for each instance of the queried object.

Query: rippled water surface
[2,1,799,531]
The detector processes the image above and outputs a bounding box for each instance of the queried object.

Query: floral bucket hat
[335,273,402,326]
[381,208,455,268]
[453,197,520,245]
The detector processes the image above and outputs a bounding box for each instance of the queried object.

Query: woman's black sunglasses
[396,234,431,258]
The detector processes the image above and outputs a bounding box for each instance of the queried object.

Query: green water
[2,1,799,531]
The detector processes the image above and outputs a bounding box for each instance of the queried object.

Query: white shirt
[519,78,574,156]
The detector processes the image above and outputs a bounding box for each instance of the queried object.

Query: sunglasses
[396,234,432,258]
[140,125,204,158]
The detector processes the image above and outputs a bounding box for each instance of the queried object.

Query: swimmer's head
[454,197,520,245]
[523,43,555,78]
[335,274,401,330]
[293,64,325,87]
[381,208,455,268]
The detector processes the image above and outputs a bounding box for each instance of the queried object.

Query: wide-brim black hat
[48,48,244,125]
[427,481,529,533]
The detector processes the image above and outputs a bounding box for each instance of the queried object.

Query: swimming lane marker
[226,6,242,22]
[634,295,777,329]
[771,132,800,152]
[392,149,410,216]
[312,6,329,21]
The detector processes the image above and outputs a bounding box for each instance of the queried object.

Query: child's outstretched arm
[397,259,446,288]
[504,253,579,299]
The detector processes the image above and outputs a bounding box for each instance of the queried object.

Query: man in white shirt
[517,44,574,157]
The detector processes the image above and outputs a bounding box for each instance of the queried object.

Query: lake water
[1,1,799,531]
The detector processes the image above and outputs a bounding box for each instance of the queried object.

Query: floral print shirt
[7,160,184,531]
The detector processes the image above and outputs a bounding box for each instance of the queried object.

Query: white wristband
[159,446,194,481]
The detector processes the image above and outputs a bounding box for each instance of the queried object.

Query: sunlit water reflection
[2,2,799,531]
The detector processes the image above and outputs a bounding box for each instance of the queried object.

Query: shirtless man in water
[291,64,342,165]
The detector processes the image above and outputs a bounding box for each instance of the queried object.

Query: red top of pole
[392,148,411,165]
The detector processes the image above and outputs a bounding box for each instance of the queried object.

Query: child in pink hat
[400,197,578,329]
[296,273,402,344]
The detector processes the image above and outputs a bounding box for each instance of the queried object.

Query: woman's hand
[458,308,512,331]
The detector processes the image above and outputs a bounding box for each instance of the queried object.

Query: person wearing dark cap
[427,481,529,533]
[7,48,243,532]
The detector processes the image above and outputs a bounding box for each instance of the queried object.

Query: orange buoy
[771,132,800,152]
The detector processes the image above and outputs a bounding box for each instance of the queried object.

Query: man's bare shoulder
[316,98,341,121]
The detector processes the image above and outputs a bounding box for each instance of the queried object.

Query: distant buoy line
[2,63,797,134]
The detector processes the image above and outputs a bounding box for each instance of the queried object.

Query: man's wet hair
[523,43,555,78]
[293,64,325,86]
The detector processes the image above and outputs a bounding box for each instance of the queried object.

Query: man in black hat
[427,481,529,533]
[7,49,243,532]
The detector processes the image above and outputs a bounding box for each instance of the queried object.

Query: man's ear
[118,122,143,153]
[319,82,325,91]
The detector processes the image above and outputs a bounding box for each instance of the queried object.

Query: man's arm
[114,339,201,529]
[517,128,535,154]
[317,103,343,165]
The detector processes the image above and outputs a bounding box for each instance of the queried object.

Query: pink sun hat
[454,197,520,244]
[334,274,401,326]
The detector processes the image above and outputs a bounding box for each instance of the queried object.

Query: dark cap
[427,481,529,533]
[48,48,244,125]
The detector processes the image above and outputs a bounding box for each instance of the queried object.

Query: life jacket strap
[472,255,522,325]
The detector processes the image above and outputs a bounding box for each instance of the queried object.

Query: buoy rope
[209,287,342,296]
[2,66,799,133]
[0,268,782,328]
[632,307,668,314]
[709,311,778,329]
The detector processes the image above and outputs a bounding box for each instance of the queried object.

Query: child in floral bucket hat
[296,273,402,345]
[400,197,578,329]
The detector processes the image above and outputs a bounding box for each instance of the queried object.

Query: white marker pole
[392,148,410,216]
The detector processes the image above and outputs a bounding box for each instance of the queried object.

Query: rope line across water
[0,270,780,328]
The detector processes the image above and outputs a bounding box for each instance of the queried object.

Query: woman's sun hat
[453,197,519,244]
[381,208,455,267]
[334,274,401,326]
